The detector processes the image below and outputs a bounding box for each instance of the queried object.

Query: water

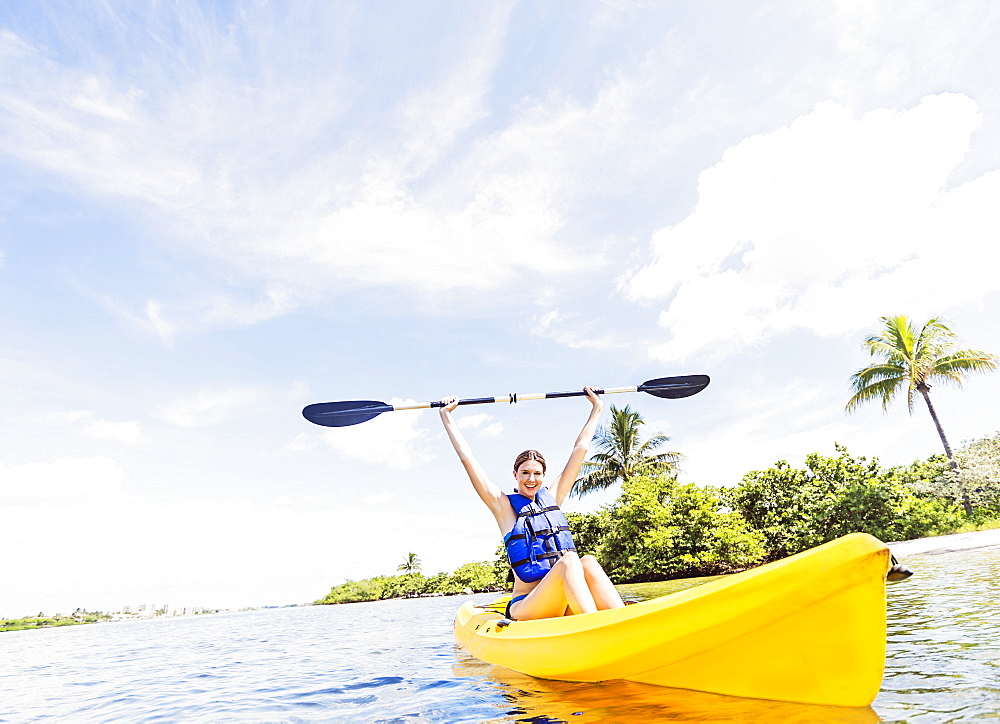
[2,547,997,722]
[875,546,1000,722]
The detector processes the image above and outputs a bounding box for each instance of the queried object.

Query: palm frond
[572,404,680,498]
[878,315,917,360]
[846,375,906,413]
[638,432,670,451]
[930,349,999,382]
[571,464,622,497]
[641,451,683,468]
[849,363,906,390]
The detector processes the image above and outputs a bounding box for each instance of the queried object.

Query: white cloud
[4,3,1000,347]
[0,6,592,308]
[363,490,396,505]
[107,291,299,343]
[0,5,677,337]
[282,432,314,453]
[626,93,1000,362]
[528,308,623,351]
[159,387,268,427]
[70,75,138,121]
[0,456,125,504]
[456,412,504,438]
[199,287,299,327]
[32,410,143,444]
[319,399,434,470]
[143,300,176,343]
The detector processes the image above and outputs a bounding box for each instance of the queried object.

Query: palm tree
[846,315,998,514]
[397,552,421,574]
[572,404,682,498]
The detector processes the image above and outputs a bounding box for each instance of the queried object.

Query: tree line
[316,315,999,604]
[316,433,999,605]
[315,559,505,604]
[2,611,109,632]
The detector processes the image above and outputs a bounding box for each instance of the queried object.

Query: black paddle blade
[638,374,710,399]
[302,400,393,427]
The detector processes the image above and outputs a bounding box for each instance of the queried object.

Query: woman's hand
[439,395,459,419]
[583,386,603,414]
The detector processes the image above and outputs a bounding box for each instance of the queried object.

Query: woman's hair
[513,449,546,474]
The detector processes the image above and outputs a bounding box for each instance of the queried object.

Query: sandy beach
[889,527,1000,557]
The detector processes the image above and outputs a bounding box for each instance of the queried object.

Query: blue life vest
[503,487,577,582]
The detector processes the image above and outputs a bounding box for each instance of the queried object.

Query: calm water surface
[2,546,997,722]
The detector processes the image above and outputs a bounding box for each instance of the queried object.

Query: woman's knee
[554,551,582,571]
[580,554,609,577]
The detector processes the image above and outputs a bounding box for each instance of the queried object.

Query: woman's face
[514,459,545,497]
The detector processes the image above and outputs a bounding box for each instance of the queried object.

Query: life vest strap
[506,524,571,542]
[508,548,574,569]
[516,505,560,518]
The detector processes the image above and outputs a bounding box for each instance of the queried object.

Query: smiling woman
[438,388,625,622]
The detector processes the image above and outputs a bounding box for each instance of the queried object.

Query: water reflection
[453,653,878,722]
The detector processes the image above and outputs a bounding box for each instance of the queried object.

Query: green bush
[315,559,505,605]
[451,561,504,592]
[565,510,610,557]
[727,444,963,558]
[898,433,1000,516]
[597,473,767,582]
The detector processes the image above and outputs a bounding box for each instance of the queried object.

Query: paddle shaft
[393,386,637,412]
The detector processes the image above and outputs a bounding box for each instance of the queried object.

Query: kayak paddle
[303,374,710,428]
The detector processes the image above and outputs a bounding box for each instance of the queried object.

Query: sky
[2,0,999,617]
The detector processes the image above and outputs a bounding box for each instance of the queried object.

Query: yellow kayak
[455,532,890,707]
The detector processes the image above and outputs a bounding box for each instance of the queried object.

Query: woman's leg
[581,555,625,610]
[508,553,597,620]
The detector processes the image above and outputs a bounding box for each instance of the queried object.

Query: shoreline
[889,527,1000,557]
[9,529,998,624]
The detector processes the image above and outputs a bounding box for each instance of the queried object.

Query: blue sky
[2,1,1000,616]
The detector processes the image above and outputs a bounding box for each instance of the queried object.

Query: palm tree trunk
[918,385,972,515]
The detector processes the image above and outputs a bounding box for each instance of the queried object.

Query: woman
[439,387,624,621]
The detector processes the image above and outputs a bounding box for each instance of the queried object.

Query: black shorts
[504,594,528,619]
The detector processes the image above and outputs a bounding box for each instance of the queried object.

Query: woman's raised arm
[439,397,510,525]
[551,387,603,506]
